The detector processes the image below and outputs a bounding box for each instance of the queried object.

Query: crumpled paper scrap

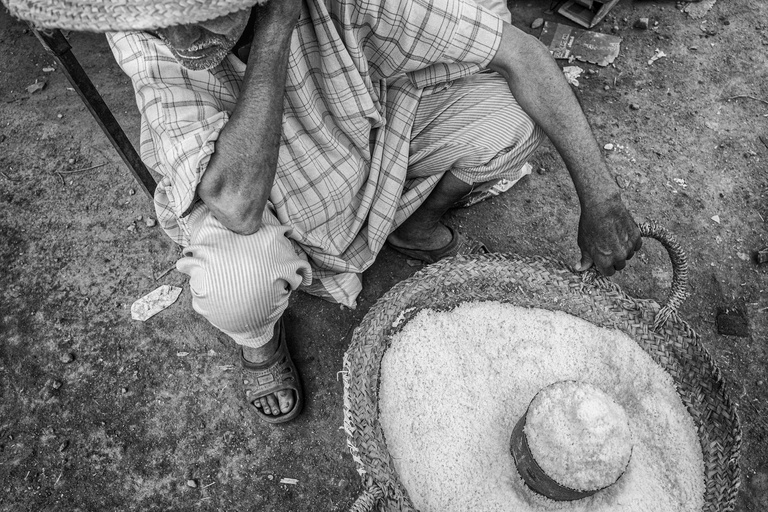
[563,66,584,87]
[131,285,182,321]
[648,49,667,65]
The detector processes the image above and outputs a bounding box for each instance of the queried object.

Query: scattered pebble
[67,158,75,165]
[634,18,650,30]
[615,176,628,189]
[128,188,136,196]
[145,217,157,227]
[60,352,75,364]
[531,18,544,30]
[611,25,620,33]
[630,103,641,110]
[136,215,143,222]
[736,252,751,262]
[715,307,750,337]
[121,387,128,394]
[57,114,63,119]
[604,85,610,91]
[536,167,547,175]
[127,224,137,233]
[186,479,198,488]
[51,380,63,390]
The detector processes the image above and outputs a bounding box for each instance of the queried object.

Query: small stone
[604,143,615,151]
[604,85,610,91]
[67,158,75,165]
[144,217,157,227]
[536,167,547,175]
[51,380,63,390]
[715,307,750,337]
[121,387,128,394]
[186,479,198,488]
[128,188,136,196]
[57,114,63,119]
[136,215,143,222]
[612,25,620,33]
[60,352,75,364]
[758,380,764,386]
[630,103,641,110]
[615,176,628,189]
[127,224,136,233]
[531,18,544,30]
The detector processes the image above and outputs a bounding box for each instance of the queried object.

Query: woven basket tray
[342,223,741,512]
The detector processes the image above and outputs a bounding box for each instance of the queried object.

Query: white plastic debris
[279,478,299,485]
[131,285,182,321]
[604,143,615,151]
[711,215,721,224]
[648,49,667,65]
[563,66,584,87]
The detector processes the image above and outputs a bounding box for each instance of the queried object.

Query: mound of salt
[525,380,632,492]
[378,302,704,512]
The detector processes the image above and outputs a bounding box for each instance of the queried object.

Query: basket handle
[348,481,386,512]
[582,221,689,331]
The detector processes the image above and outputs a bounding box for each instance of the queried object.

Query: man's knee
[177,213,311,344]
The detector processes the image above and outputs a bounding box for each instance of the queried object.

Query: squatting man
[5,0,642,423]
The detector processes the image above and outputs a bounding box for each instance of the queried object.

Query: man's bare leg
[387,172,473,251]
[242,326,295,416]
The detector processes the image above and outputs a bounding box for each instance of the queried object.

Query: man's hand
[576,194,642,276]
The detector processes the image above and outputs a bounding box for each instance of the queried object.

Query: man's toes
[276,389,295,414]
[266,394,281,415]
[257,396,272,415]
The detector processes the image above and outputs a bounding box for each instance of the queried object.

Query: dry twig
[721,95,768,106]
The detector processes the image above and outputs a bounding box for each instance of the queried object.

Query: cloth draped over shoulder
[108,0,505,306]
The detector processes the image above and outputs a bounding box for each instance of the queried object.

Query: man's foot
[387,224,489,264]
[240,317,303,423]
[387,222,454,253]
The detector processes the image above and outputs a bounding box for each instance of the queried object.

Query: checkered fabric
[108,0,507,303]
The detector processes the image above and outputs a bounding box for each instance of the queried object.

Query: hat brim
[3,0,266,32]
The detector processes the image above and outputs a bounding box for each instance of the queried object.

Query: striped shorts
[177,72,543,347]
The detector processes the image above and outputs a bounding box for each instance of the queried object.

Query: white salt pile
[525,381,633,492]
[378,302,705,512]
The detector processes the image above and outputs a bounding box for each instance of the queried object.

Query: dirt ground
[1,0,766,510]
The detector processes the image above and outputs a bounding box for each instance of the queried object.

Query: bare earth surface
[1,0,766,510]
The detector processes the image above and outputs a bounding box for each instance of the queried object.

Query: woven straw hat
[2,0,265,32]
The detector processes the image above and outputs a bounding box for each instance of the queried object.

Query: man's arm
[197,0,301,235]
[488,23,641,275]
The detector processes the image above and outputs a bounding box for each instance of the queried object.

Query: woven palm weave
[2,0,264,32]
[342,223,741,512]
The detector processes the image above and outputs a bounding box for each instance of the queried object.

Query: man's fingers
[576,252,593,272]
